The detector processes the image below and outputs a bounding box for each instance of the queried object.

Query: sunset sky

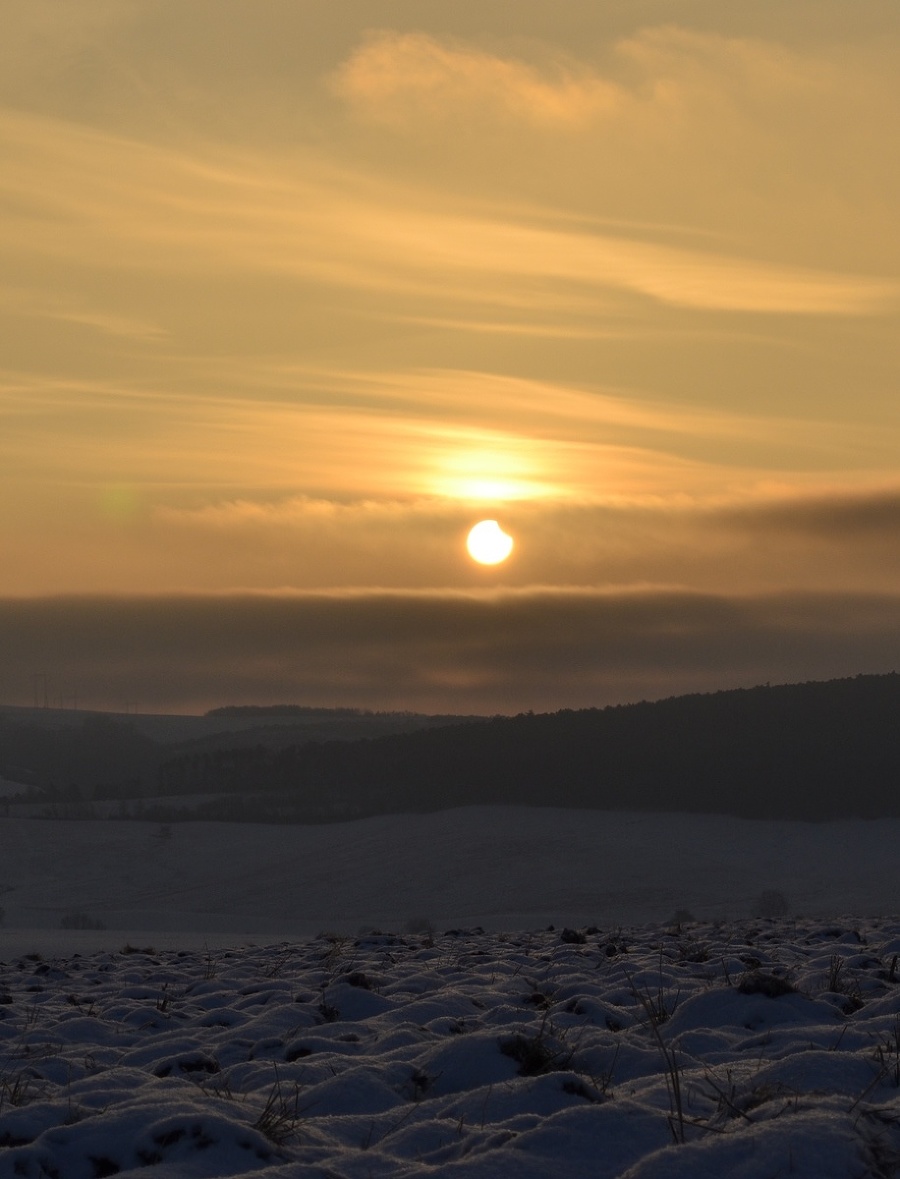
[2,1,899,714]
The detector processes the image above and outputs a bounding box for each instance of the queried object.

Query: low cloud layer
[5,483,900,599]
[3,589,898,716]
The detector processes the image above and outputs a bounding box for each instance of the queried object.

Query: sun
[466,520,514,565]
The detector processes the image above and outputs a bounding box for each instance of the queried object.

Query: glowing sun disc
[467,519,514,565]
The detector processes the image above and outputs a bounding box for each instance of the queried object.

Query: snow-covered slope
[2,808,900,960]
[1,920,899,1177]
[2,809,899,1176]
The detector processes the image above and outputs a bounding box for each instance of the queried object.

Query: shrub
[738,971,797,997]
[559,927,587,944]
[499,1029,572,1076]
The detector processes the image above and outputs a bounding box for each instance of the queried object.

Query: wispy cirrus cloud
[1,105,893,318]
[332,24,900,280]
[0,288,167,342]
[6,362,888,544]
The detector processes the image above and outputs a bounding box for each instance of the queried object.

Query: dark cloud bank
[3,589,899,715]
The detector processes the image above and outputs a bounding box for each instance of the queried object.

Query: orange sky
[1,1,899,713]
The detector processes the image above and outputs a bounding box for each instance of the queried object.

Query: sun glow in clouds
[427,435,564,502]
[466,520,514,565]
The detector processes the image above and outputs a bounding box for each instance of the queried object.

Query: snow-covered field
[3,807,900,956]
[1,920,899,1177]
[1,807,900,1175]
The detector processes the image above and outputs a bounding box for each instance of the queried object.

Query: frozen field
[1,919,899,1177]
[2,807,900,958]
[2,808,899,1174]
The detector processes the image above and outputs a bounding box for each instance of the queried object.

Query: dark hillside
[165,674,900,821]
[0,706,485,803]
[0,713,159,799]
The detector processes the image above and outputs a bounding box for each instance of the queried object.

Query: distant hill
[0,703,484,747]
[156,673,900,822]
[3,675,899,821]
[0,704,486,803]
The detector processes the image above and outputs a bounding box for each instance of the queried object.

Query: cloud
[726,488,900,539]
[320,367,884,457]
[0,288,166,341]
[148,483,900,600]
[0,5,897,612]
[615,25,834,98]
[8,356,892,603]
[2,589,899,715]
[332,23,900,280]
[1,106,893,318]
[4,364,900,597]
[331,26,841,133]
[332,31,620,128]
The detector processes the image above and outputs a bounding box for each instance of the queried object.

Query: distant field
[1,808,899,960]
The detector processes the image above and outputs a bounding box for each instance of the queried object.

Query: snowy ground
[1,808,899,1175]
[2,808,900,960]
[1,919,899,1177]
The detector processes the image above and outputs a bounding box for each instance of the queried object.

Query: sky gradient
[2,1,899,713]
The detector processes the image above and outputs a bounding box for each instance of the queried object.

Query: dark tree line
[0,706,481,804]
[156,673,900,822]
[0,714,158,799]
[4,673,899,821]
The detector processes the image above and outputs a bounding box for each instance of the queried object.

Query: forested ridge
[3,674,898,821]
[159,673,900,821]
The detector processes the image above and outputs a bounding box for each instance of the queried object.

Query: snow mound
[1,919,899,1177]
